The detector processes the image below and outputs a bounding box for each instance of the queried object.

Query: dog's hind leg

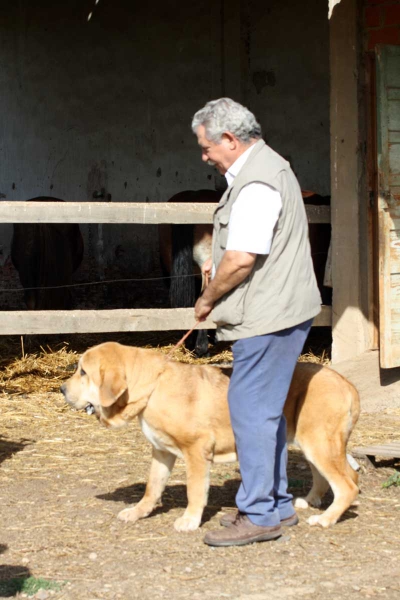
[298,443,359,527]
[118,449,176,524]
[174,444,212,532]
[294,462,330,510]
[346,458,360,485]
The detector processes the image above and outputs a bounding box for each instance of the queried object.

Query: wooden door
[376,45,400,368]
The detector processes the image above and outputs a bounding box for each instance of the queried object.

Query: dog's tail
[347,380,361,438]
[345,380,361,485]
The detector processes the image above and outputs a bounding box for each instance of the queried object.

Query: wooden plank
[389,131,400,143]
[389,230,400,272]
[388,307,400,348]
[0,305,332,335]
[328,0,365,363]
[384,210,400,231]
[390,273,400,287]
[0,308,214,335]
[378,211,393,366]
[386,47,400,86]
[353,444,400,458]
[384,198,400,215]
[305,205,331,224]
[0,202,216,225]
[389,142,400,187]
[388,88,400,101]
[388,99,400,131]
[376,45,400,367]
[0,202,331,225]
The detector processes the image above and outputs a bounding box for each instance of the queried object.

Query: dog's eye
[80,368,87,377]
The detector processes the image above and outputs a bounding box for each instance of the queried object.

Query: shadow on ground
[0,437,32,467]
[97,480,240,523]
[96,476,357,526]
[0,566,32,598]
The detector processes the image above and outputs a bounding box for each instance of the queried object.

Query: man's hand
[195,295,214,322]
[202,258,212,277]
[195,250,256,323]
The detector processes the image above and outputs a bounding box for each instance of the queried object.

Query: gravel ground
[0,383,399,600]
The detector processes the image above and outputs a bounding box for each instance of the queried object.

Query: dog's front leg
[174,447,211,532]
[118,449,176,524]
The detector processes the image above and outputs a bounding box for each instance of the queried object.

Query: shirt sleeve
[226,183,282,254]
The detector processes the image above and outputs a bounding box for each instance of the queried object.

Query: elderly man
[193,98,321,547]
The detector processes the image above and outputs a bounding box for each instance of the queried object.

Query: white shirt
[225,145,282,255]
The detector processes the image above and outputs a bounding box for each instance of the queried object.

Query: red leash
[167,320,201,358]
[167,272,210,359]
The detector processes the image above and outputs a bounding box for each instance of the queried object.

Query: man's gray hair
[192,98,262,143]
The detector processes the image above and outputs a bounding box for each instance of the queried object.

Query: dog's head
[60,342,130,428]
[61,342,166,428]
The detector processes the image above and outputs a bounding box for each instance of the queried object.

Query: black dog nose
[60,383,66,396]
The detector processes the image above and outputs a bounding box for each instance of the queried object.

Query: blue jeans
[228,319,313,527]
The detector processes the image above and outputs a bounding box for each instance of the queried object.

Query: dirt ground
[0,335,399,600]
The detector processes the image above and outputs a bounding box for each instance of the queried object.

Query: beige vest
[211,139,321,341]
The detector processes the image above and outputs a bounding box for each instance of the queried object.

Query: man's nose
[202,152,208,162]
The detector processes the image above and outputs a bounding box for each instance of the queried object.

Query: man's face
[195,125,235,175]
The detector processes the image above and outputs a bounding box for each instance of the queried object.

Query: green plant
[0,576,64,597]
[382,470,400,489]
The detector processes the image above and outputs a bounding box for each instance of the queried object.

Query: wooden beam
[0,202,331,224]
[306,205,331,224]
[329,0,372,362]
[0,306,331,335]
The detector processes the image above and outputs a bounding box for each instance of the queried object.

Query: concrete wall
[244,0,330,194]
[0,0,330,308]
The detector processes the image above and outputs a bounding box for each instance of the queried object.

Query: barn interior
[0,0,331,321]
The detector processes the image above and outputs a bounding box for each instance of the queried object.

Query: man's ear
[98,366,127,407]
[221,132,237,149]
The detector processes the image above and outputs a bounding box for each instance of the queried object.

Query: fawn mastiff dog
[61,342,360,531]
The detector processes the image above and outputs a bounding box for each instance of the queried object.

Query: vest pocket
[216,211,230,249]
[211,279,248,326]
[219,225,229,249]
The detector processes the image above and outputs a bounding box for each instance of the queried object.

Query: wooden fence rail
[0,201,332,334]
[0,201,331,224]
[0,306,332,335]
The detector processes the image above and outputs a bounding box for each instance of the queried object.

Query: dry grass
[0,337,330,397]
[298,349,330,365]
[0,345,79,396]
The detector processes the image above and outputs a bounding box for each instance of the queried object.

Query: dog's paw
[294,498,309,510]
[174,515,201,532]
[117,507,141,524]
[305,494,322,508]
[307,514,334,528]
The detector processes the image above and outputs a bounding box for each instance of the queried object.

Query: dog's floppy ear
[81,345,128,408]
[98,365,127,407]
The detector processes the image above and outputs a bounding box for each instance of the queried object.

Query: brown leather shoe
[204,513,282,547]
[220,510,299,528]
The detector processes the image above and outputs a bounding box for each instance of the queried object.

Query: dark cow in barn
[302,192,332,306]
[159,189,331,356]
[11,197,84,310]
[159,190,222,357]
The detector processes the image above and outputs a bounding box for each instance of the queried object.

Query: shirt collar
[225,144,256,186]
